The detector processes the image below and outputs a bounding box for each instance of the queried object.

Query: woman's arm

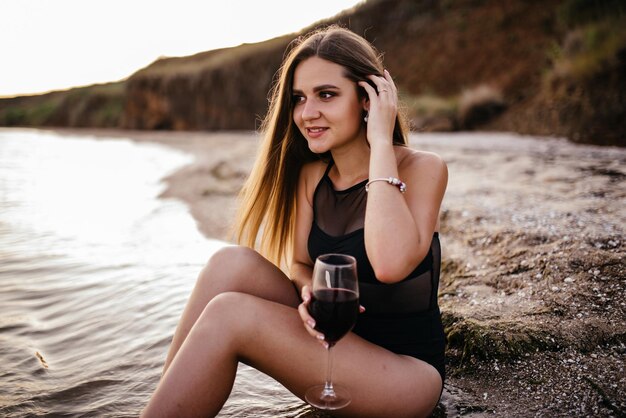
[359,71,448,283]
[366,149,447,283]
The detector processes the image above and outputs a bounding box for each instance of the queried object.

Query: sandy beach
[54,128,625,417]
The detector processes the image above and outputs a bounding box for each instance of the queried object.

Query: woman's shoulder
[395,146,448,195]
[395,146,447,174]
[299,160,329,197]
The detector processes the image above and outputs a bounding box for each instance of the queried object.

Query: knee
[197,292,254,340]
[200,291,240,319]
[198,245,261,288]
[206,245,260,275]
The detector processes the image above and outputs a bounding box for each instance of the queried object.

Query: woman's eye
[320,91,335,99]
[293,95,305,104]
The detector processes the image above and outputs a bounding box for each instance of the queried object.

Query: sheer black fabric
[307,162,446,381]
[309,163,434,313]
[313,174,367,236]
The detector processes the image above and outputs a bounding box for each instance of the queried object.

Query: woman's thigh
[215,292,442,418]
[163,246,301,372]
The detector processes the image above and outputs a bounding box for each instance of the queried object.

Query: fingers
[383,69,398,95]
[300,284,311,302]
[359,305,366,314]
[298,286,327,347]
[360,69,396,98]
[358,79,377,100]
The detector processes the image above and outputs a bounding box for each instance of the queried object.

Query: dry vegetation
[2,0,624,145]
[0,82,124,128]
[132,36,291,79]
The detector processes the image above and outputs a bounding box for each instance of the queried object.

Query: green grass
[549,18,626,81]
[29,100,59,125]
[0,98,61,127]
[94,95,125,126]
[0,81,125,127]
[0,107,27,126]
[402,92,458,120]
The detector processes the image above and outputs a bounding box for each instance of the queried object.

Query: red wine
[308,288,359,347]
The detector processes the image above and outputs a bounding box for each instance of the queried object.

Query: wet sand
[54,128,626,417]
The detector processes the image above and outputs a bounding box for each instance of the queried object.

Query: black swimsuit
[307,163,446,381]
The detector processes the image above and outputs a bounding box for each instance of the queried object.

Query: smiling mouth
[306,127,328,134]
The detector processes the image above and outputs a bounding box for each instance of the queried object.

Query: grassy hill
[0,82,124,128]
[1,0,624,146]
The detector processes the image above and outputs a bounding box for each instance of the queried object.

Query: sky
[0,0,363,98]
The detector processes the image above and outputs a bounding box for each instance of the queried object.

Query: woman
[142,25,448,417]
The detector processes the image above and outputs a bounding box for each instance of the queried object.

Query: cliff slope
[1,0,624,145]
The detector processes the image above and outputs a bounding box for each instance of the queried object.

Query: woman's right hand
[298,285,365,347]
[298,285,328,348]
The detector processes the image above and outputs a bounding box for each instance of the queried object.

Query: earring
[364,112,369,123]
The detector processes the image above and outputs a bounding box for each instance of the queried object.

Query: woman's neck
[329,137,371,188]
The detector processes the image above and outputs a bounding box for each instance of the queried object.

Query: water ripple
[0,129,307,417]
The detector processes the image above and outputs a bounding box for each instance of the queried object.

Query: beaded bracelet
[365,177,407,193]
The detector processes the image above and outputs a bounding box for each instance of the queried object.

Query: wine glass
[305,253,359,410]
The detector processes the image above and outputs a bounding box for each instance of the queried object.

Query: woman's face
[292,56,366,154]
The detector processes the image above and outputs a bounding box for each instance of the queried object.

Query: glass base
[305,384,351,410]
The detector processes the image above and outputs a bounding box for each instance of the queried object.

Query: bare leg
[142,292,442,418]
[163,246,300,373]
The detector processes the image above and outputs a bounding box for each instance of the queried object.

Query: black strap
[430,233,441,310]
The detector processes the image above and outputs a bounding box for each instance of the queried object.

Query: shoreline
[47,127,260,241]
[31,127,626,416]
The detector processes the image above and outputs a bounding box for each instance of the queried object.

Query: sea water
[0,128,312,417]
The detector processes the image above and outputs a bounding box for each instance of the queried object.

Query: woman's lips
[306,127,328,138]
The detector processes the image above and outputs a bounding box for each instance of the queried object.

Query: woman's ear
[361,97,370,112]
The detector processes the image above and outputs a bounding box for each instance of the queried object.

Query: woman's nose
[301,100,320,121]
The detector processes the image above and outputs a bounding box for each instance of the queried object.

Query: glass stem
[322,345,335,397]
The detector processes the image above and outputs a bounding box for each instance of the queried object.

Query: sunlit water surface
[0,129,310,417]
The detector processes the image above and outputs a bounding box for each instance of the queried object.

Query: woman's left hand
[358,69,398,147]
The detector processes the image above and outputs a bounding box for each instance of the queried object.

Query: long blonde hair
[233,25,409,267]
